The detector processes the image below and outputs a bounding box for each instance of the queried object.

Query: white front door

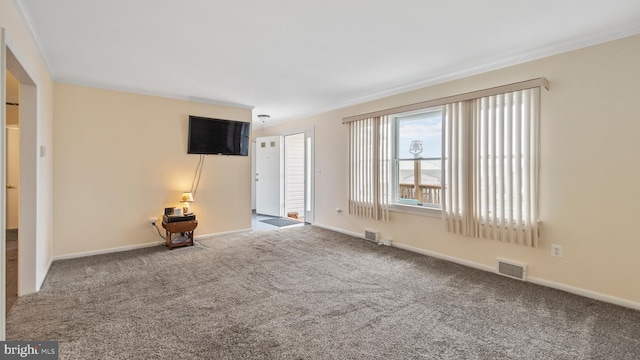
[255,136,282,216]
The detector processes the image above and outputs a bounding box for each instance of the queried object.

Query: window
[391,108,443,210]
[345,78,547,246]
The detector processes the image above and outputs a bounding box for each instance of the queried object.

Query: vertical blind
[346,78,547,247]
[348,116,390,221]
[442,88,540,246]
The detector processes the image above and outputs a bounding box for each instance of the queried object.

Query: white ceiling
[16,0,640,125]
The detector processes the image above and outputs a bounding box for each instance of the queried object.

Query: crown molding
[300,23,640,123]
[55,78,255,110]
[10,0,640,127]
[186,96,254,110]
[12,0,56,78]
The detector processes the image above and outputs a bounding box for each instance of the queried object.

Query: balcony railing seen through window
[396,158,441,207]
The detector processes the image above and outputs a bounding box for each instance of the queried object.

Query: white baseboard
[312,223,365,239]
[35,259,53,293]
[527,277,640,311]
[194,228,252,240]
[52,228,254,261]
[391,242,496,273]
[314,223,640,311]
[53,240,164,261]
[393,243,640,311]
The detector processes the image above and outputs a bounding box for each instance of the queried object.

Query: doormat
[260,217,302,227]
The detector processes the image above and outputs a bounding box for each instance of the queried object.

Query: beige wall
[262,34,640,306]
[53,84,252,257]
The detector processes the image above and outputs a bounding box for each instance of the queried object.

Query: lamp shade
[180,192,194,202]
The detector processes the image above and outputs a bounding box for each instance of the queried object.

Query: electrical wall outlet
[551,244,563,258]
[149,218,157,226]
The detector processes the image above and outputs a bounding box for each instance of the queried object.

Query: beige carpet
[7,226,640,359]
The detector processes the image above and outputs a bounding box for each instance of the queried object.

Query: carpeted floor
[7,226,640,359]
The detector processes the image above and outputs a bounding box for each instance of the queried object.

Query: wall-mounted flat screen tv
[187,116,250,156]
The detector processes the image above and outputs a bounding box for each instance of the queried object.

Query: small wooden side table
[161,220,198,250]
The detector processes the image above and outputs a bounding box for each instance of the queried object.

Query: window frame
[389,106,443,218]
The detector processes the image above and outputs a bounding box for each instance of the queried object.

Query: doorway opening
[5,69,19,314]
[253,129,314,231]
[284,133,305,223]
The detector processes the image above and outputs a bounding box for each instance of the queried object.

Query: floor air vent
[497,259,527,281]
[364,230,379,243]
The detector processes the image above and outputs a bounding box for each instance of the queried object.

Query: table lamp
[180,192,194,214]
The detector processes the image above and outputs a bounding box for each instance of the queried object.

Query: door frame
[251,141,256,210]
[252,128,314,224]
[2,30,40,340]
[1,27,7,340]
